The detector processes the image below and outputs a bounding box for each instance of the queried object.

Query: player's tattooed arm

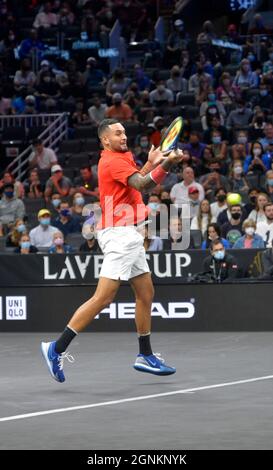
[128,172,156,192]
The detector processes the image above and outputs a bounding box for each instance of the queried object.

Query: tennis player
[41,118,183,382]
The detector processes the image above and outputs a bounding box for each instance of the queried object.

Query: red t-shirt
[97,149,149,228]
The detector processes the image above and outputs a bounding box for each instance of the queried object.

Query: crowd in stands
[1,2,273,279]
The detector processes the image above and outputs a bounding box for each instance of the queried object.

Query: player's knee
[95,294,115,309]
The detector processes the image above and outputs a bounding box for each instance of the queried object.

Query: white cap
[41,60,49,67]
[153,116,163,124]
[51,164,62,174]
[174,19,184,26]
[25,95,36,103]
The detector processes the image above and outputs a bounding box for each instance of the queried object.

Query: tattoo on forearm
[128,172,157,192]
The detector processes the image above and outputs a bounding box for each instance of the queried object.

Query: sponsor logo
[98,301,195,319]
[6,296,27,320]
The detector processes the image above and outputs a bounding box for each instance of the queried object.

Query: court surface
[0,332,273,450]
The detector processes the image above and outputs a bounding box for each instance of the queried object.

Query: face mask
[54,237,64,246]
[245,227,255,236]
[4,191,13,198]
[75,197,85,206]
[247,54,255,62]
[213,250,225,260]
[162,198,172,206]
[260,90,268,97]
[21,241,30,250]
[173,72,180,77]
[237,136,247,144]
[17,224,26,233]
[217,195,226,203]
[148,202,160,211]
[253,148,262,157]
[250,196,257,204]
[234,166,243,175]
[60,208,70,217]
[140,140,149,148]
[231,212,241,220]
[52,199,61,207]
[208,93,216,102]
[212,136,221,144]
[267,179,273,187]
[40,218,50,226]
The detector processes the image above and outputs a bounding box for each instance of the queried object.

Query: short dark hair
[210,239,224,250]
[98,119,119,139]
[33,138,42,146]
[264,202,273,210]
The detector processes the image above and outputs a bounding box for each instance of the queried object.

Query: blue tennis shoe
[134,352,176,376]
[41,341,74,383]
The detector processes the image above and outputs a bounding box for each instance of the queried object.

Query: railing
[6,113,68,181]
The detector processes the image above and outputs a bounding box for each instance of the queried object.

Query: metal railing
[6,113,68,181]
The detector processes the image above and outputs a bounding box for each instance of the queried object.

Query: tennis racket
[160,116,183,152]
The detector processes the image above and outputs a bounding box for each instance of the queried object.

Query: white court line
[1,374,273,423]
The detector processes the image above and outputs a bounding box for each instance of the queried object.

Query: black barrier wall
[0,250,265,286]
[1,283,273,332]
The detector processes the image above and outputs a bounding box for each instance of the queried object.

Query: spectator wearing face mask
[182,131,206,163]
[52,201,81,237]
[200,87,226,131]
[229,160,249,196]
[221,204,245,247]
[259,122,273,151]
[232,219,265,249]
[149,80,174,107]
[29,209,59,248]
[251,84,273,113]
[233,59,258,90]
[263,47,273,74]
[6,218,27,247]
[231,130,250,161]
[210,188,228,220]
[48,230,73,254]
[14,233,38,254]
[0,183,25,236]
[166,65,188,97]
[201,223,230,250]
[210,129,228,164]
[200,160,230,199]
[265,170,273,202]
[203,239,239,282]
[105,92,133,122]
[226,99,253,130]
[248,192,270,224]
[187,186,200,219]
[256,202,273,247]
[243,142,271,175]
[244,188,260,216]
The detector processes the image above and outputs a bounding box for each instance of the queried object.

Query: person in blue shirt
[19,29,46,60]
[201,222,230,250]
[48,231,74,254]
[52,201,81,237]
[232,219,265,249]
[243,141,271,174]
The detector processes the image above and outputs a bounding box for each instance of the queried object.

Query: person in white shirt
[210,187,228,219]
[29,139,58,169]
[88,95,107,126]
[29,208,59,248]
[191,198,214,237]
[33,2,59,29]
[256,203,273,247]
[248,192,269,224]
[170,166,205,206]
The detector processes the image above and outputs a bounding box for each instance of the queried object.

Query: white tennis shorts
[97,226,150,281]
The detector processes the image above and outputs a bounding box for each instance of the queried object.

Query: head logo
[99,302,195,319]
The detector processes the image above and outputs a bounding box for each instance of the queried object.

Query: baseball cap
[174,19,184,27]
[41,60,50,67]
[38,209,51,218]
[51,164,62,174]
[87,57,96,64]
[25,95,36,103]
[153,116,163,124]
[188,186,199,194]
[113,92,122,102]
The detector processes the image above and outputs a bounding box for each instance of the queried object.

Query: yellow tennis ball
[226,193,242,206]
